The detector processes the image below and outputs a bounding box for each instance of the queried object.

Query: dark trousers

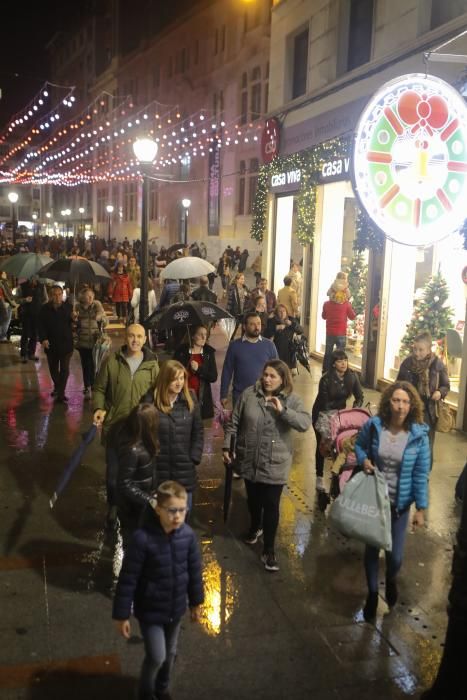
[78,347,95,388]
[244,479,284,554]
[20,315,38,358]
[313,425,325,477]
[115,301,127,320]
[322,334,346,374]
[46,350,72,398]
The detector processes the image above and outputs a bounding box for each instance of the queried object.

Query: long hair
[378,380,424,429]
[123,403,159,456]
[154,359,194,413]
[261,359,293,396]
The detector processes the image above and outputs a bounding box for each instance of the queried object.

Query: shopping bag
[328,470,392,551]
[435,400,455,433]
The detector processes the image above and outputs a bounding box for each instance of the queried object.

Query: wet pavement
[0,322,466,700]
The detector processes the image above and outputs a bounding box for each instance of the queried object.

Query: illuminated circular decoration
[353,73,467,246]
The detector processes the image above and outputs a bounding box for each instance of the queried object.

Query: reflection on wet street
[1,329,466,699]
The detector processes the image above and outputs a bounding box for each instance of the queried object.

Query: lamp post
[181,198,191,246]
[106,204,114,246]
[45,212,51,235]
[132,136,158,324]
[32,212,38,239]
[8,192,19,246]
[78,207,85,236]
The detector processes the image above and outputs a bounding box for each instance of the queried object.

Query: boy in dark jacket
[113,480,204,700]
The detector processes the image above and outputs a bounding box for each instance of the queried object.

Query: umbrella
[145,301,233,330]
[49,424,98,508]
[160,257,215,280]
[292,334,311,373]
[223,435,236,523]
[0,253,52,278]
[93,329,112,376]
[37,256,111,285]
[166,242,187,258]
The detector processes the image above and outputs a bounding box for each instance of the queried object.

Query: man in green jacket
[93,323,159,525]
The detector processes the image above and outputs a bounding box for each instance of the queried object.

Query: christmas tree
[348,251,368,315]
[399,272,454,356]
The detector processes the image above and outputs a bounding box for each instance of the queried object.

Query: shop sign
[318,156,351,183]
[353,73,467,247]
[261,118,280,164]
[270,168,301,192]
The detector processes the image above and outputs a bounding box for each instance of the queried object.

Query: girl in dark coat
[173,325,218,419]
[311,349,364,491]
[153,360,204,512]
[265,303,303,371]
[116,403,159,541]
[396,330,449,468]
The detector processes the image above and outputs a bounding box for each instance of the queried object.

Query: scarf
[409,353,434,398]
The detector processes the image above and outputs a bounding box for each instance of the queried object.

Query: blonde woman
[153,360,204,511]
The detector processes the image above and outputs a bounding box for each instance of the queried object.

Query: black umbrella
[145,301,233,330]
[292,335,311,373]
[166,242,187,258]
[37,256,111,286]
[223,435,236,523]
[49,424,98,508]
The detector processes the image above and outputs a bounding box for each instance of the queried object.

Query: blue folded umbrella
[49,424,98,508]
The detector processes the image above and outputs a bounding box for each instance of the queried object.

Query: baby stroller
[316,406,372,511]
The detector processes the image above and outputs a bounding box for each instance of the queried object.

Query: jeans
[244,480,284,553]
[138,619,182,699]
[20,314,38,358]
[0,305,12,340]
[364,506,410,593]
[78,347,95,388]
[322,334,346,374]
[46,350,72,398]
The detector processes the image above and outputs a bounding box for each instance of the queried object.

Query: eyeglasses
[160,506,188,516]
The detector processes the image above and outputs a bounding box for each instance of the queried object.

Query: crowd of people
[0,232,453,697]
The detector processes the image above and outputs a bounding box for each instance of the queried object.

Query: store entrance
[271,194,304,313]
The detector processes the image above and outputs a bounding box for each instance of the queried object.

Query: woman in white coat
[130,278,157,323]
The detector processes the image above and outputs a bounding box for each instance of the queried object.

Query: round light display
[353,73,467,246]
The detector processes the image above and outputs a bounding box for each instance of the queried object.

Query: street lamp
[106,204,114,246]
[132,136,158,324]
[181,198,191,246]
[78,207,85,236]
[8,192,19,246]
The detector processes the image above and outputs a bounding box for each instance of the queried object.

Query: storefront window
[383,234,467,405]
[271,195,303,298]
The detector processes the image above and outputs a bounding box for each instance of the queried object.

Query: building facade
[259,0,467,427]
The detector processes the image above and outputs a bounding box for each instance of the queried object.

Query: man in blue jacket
[220,311,278,408]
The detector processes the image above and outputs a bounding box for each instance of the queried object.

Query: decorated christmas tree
[348,251,368,315]
[399,272,454,356]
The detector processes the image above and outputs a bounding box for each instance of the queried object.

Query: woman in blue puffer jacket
[355,381,430,622]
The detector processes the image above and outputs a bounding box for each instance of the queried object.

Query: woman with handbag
[223,359,311,572]
[355,381,430,622]
[397,331,449,468]
[311,350,363,491]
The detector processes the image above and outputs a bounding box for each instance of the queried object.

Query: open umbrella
[0,253,52,279]
[160,257,215,280]
[49,424,98,508]
[223,435,236,523]
[37,256,111,285]
[166,242,187,258]
[145,301,233,330]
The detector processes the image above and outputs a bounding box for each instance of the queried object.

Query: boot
[363,592,378,622]
[385,576,398,607]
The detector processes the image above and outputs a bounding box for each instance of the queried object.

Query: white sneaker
[316,476,325,491]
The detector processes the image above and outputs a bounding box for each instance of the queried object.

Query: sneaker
[243,528,263,545]
[232,471,242,479]
[316,476,325,491]
[261,552,279,572]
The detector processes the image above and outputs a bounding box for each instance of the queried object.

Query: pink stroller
[317,407,371,510]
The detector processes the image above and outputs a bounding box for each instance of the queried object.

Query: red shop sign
[261,118,280,164]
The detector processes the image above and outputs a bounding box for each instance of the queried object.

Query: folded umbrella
[92,331,112,377]
[0,253,52,279]
[160,257,215,280]
[49,424,98,508]
[223,435,236,523]
[292,335,311,374]
[145,301,233,330]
